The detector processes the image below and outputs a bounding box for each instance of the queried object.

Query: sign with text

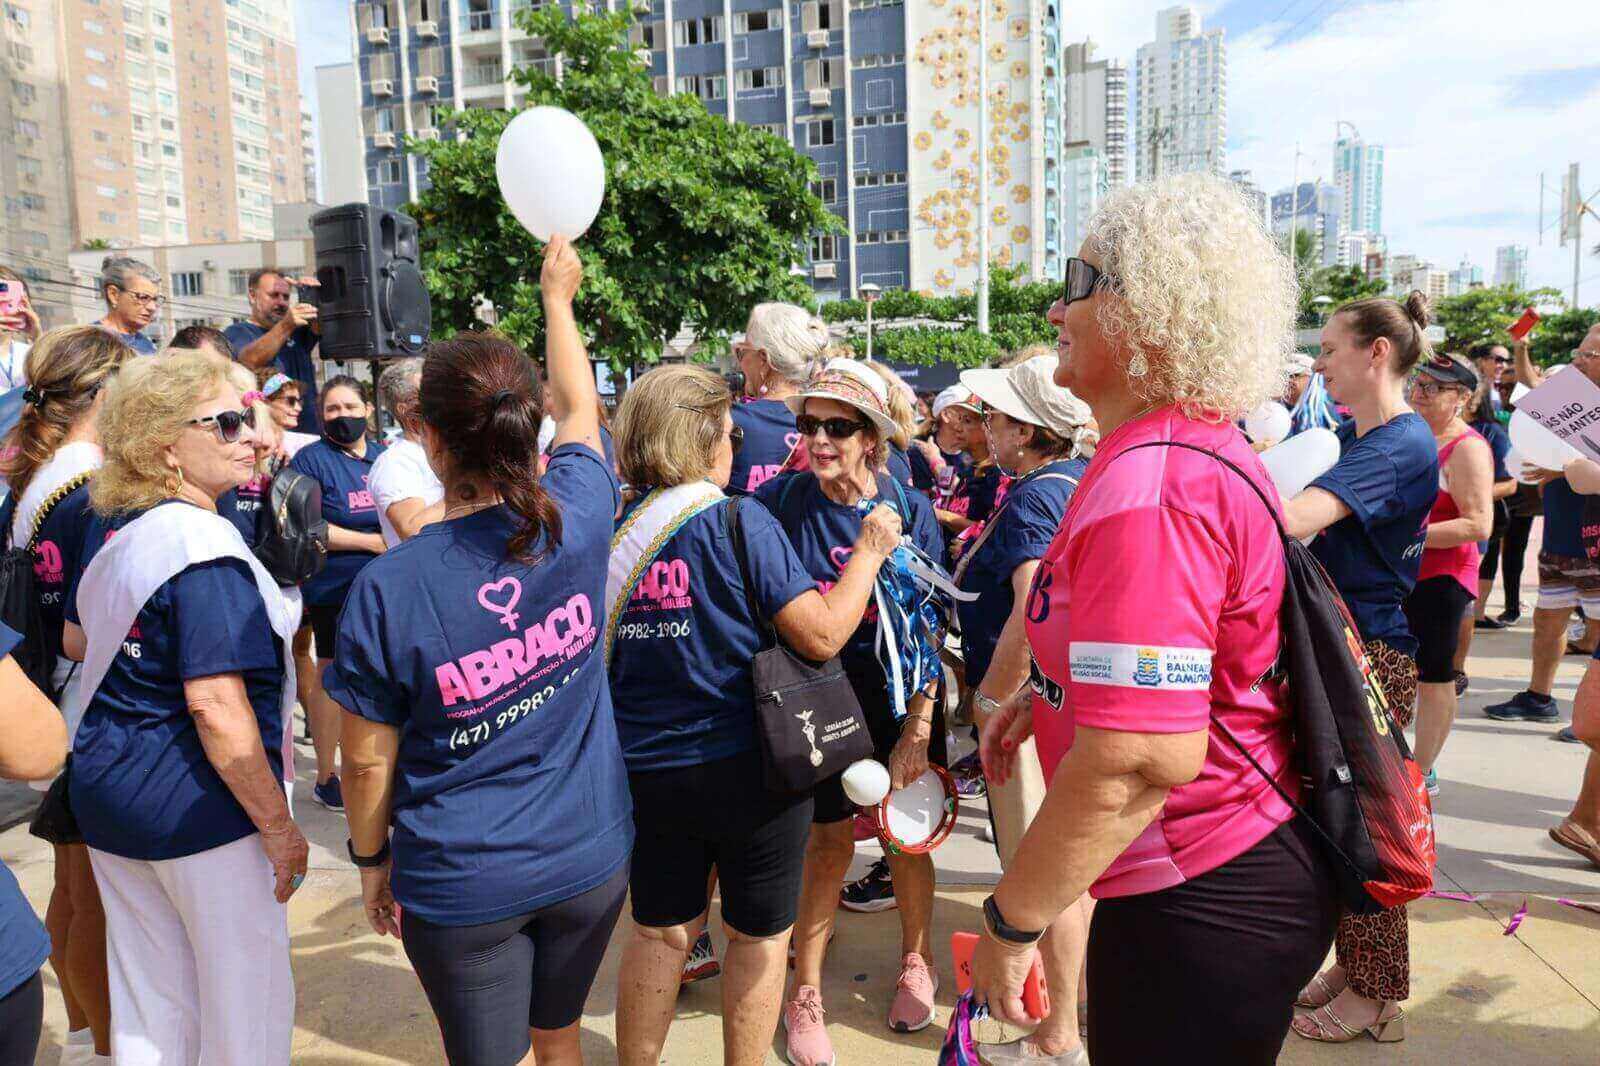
[1514,366,1600,460]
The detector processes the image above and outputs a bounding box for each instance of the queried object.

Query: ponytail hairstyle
[1,325,128,498]
[1336,290,1432,377]
[420,333,560,562]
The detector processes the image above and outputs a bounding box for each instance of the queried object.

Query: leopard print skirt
[1331,639,1420,1002]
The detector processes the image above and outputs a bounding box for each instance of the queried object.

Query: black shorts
[1402,576,1476,683]
[812,667,948,825]
[628,748,812,937]
[306,601,343,660]
[28,758,82,846]
[401,863,628,1062]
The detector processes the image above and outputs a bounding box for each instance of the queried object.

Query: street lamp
[860,282,882,362]
[1312,294,1334,322]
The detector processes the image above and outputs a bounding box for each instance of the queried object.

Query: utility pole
[977,5,989,335]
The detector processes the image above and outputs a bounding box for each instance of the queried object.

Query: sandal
[1294,972,1343,1010]
[1292,1002,1405,1044]
[1549,818,1600,871]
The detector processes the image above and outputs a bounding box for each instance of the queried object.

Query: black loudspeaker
[310,203,431,360]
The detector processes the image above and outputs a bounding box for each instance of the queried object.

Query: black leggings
[1403,576,1477,683]
[402,864,629,1064]
[0,973,42,1066]
[1086,818,1339,1066]
[1500,514,1535,609]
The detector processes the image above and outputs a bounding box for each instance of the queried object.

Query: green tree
[1299,265,1386,328]
[81,238,111,251]
[1530,306,1600,365]
[1429,284,1566,352]
[406,6,839,372]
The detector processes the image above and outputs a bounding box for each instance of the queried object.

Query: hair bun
[1403,290,1431,331]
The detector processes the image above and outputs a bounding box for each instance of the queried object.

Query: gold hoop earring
[164,469,184,497]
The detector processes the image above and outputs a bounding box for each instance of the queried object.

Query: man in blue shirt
[1488,328,1600,727]
[224,268,321,433]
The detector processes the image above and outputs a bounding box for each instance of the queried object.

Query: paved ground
[5,565,1600,1063]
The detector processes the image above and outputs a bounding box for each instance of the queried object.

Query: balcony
[458,9,497,35]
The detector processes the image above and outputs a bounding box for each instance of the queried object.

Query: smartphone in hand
[951,931,1050,1021]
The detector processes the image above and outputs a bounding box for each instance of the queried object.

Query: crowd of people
[0,173,1597,1066]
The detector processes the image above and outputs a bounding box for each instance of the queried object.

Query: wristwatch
[972,691,1005,719]
[347,838,391,868]
[983,894,1045,945]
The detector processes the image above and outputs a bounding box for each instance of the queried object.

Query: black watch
[983,894,1045,945]
[347,837,391,868]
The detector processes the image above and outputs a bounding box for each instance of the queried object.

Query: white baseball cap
[932,385,981,419]
[960,356,1091,438]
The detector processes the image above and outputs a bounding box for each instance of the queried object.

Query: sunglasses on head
[729,423,744,453]
[1063,257,1114,307]
[797,413,869,439]
[186,406,256,443]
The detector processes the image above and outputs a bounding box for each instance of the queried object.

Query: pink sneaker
[783,985,836,1066]
[888,952,939,1032]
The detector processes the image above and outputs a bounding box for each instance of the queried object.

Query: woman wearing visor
[956,354,1096,1065]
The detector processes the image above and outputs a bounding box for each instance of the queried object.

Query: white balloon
[841,759,891,807]
[495,106,606,241]
[1244,402,1292,444]
[1260,428,1341,499]
[1508,410,1579,473]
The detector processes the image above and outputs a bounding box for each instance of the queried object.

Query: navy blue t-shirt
[610,497,814,772]
[224,321,320,433]
[887,444,917,496]
[0,621,51,997]
[325,443,632,927]
[951,462,1006,525]
[729,398,799,496]
[1542,479,1587,558]
[955,458,1085,685]
[1309,414,1439,653]
[908,445,972,496]
[216,472,269,547]
[288,437,386,606]
[29,481,95,665]
[68,507,284,860]
[106,327,156,356]
[755,472,945,673]
[1470,419,1512,483]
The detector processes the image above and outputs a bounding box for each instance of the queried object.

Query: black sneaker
[1474,616,1508,630]
[1497,607,1522,625]
[1454,671,1469,697]
[840,858,897,913]
[313,774,345,811]
[1485,691,1561,722]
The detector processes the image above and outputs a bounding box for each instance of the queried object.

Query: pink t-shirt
[1023,406,1298,899]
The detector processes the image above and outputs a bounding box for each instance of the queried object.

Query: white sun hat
[960,355,1091,439]
[786,358,901,440]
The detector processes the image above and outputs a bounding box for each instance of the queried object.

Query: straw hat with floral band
[785,357,903,455]
[959,354,1095,461]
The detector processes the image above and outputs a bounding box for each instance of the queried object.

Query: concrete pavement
[5,604,1600,1062]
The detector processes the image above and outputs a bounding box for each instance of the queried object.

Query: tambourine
[875,766,960,855]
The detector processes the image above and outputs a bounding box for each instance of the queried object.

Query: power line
[1272,0,1347,48]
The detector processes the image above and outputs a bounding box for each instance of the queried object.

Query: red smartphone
[1509,307,1541,341]
[951,931,1050,1021]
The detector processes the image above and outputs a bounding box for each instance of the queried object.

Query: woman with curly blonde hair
[969,175,1337,1066]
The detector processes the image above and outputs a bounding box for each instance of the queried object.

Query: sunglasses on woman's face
[796,413,869,439]
[1063,257,1112,307]
[187,406,256,443]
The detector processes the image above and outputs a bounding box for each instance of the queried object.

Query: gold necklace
[443,498,502,521]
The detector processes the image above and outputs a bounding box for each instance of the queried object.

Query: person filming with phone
[224,269,322,434]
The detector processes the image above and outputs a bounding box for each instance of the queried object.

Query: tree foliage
[1427,284,1567,354]
[405,6,839,371]
[1529,306,1600,365]
[1298,266,1387,328]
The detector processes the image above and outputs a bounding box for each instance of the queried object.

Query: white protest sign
[1511,366,1600,462]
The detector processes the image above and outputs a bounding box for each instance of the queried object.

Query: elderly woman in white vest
[67,352,307,1065]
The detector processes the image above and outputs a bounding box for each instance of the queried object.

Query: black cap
[1418,354,1477,390]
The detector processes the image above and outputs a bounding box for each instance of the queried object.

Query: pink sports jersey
[1023,405,1299,898]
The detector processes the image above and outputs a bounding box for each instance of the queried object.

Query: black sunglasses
[186,406,257,443]
[1063,257,1113,307]
[796,413,869,439]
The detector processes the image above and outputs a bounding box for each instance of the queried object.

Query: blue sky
[294,0,1600,301]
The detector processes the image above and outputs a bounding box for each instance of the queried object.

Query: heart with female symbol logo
[477,577,523,630]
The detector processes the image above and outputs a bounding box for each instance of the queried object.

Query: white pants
[88,834,294,1066]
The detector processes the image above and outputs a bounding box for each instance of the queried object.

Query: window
[17,156,41,181]
[856,229,908,244]
[125,31,144,50]
[733,8,777,33]
[12,80,35,104]
[165,193,180,207]
[87,73,109,89]
[852,111,906,128]
[377,158,402,183]
[95,154,118,170]
[85,47,108,62]
[5,4,30,29]
[172,272,203,296]
[160,116,175,131]
[161,142,178,158]
[811,234,839,261]
[673,15,722,46]
[17,193,44,211]
[98,210,118,224]
[83,17,104,33]
[810,177,837,203]
[7,41,32,65]
[804,117,835,147]
[736,66,783,90]
[853,170,906,187]
[753,122,786,137]
[675,74,725,101]
[229,268,251,295]
[852,53,904,69]
[95,183,118,197]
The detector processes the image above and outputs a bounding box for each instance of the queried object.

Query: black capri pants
[1403,575,1477,683]
[306,601,344,660]
[628,748,813,937]
[401,863,628,1064]
[0,972,43,1066]
[1086,817,1339,1066]
[812,667,948,825]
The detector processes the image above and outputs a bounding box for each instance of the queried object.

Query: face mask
[324,415,367,447]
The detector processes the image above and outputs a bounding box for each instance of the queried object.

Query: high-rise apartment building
[302,109,319,200]
[351,0,1065,299]
[1495,243,1529,289]
[1333,133,1383,238]
[1228,169,1267,228]
[1064,41,1127,189]
[1448,256,1483,296]
[1061,144,1105,262]
[1272,181,1342,268]
[1133,5,1226,182]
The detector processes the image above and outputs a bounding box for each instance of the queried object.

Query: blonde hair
[1086,174,1297,419]
[745,303,830,385]
[614,365,733,488]
[859,361,915,449]
[211,352,279,463]
[0,326,129,498]
[92,351,236,515]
